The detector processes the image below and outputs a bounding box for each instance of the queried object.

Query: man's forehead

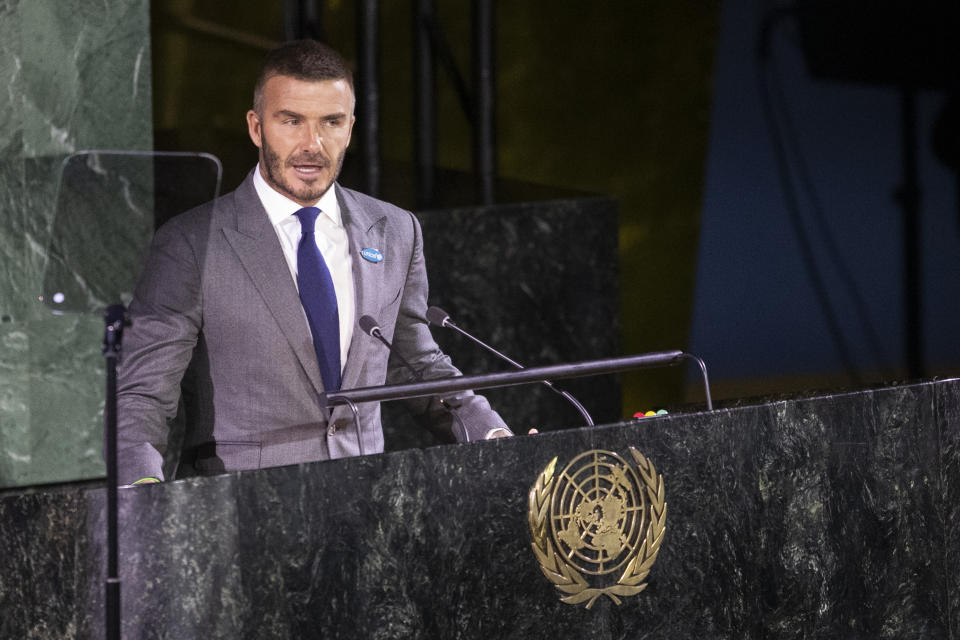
[263,75,355,113]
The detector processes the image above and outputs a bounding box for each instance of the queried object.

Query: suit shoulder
[337,185,422,251]
[337,185,415,221]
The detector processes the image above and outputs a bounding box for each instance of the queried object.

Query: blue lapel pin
[361,248,384,263]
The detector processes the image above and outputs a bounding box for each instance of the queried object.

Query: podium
[3,378,960,638]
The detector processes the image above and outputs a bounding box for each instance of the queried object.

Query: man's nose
[301,124,324,150]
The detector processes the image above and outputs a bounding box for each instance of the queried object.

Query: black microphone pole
[103,304,127,640]
[320,351,688,408]
[426,306,595,426]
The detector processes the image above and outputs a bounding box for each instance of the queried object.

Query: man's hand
[485,428,538,439]
[126,477,161,487]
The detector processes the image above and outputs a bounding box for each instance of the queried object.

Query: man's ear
[246,110,263,148]
[345,114,356,148]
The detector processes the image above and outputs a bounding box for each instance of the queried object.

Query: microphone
[426,306,595,427]
[358,314,472,441]
[359,315,423,380]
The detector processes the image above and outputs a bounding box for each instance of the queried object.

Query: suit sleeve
[115,219,204,483]
[387,212,510,441]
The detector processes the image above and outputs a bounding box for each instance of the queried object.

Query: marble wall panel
[0,323,30,482]
[21,156,64,317]
[0,0,25,317]
[0,0,21,154]
[0,157,26,319]
[19,0,151,157]
[0,0,151,488]
[25,315,105,482]
[0,0,33,488]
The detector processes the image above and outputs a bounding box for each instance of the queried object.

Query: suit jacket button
[327,423,337,437]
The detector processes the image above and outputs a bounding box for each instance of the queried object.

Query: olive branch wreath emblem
[527,447,667,609]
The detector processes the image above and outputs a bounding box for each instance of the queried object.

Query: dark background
[150,0,960,416]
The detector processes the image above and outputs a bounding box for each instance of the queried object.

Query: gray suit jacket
[116,172,507,483]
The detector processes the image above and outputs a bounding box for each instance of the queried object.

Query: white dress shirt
[253,165,355,375]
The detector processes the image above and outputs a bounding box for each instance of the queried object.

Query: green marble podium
[2,378,959,638]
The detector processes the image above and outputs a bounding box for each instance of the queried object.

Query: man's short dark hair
[253,40,354,115]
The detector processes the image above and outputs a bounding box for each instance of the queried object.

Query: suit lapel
[338,185,387,393]
[222,174,327,398]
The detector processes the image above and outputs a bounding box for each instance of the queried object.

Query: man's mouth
[292,163,326,176]
[289,157,329,177]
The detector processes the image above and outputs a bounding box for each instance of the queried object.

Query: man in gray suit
[117,40,510,485]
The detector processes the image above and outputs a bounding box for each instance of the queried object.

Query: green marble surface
[0,2,21,155]
[0,0,151,488]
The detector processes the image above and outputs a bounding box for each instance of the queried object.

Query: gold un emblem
[528,448,666,609]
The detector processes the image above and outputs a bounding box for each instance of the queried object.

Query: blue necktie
[294,207,341,391]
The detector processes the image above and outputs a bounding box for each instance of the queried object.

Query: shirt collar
[253,163,341,228]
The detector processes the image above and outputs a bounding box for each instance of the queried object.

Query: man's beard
[260,131,345,204]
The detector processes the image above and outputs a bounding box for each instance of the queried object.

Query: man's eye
[283,119,300,125]
[325,118,343,127]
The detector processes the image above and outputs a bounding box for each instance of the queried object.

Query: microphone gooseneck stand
[359,315,473,441]
[426,306,596,426]
[682,353,713,412]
